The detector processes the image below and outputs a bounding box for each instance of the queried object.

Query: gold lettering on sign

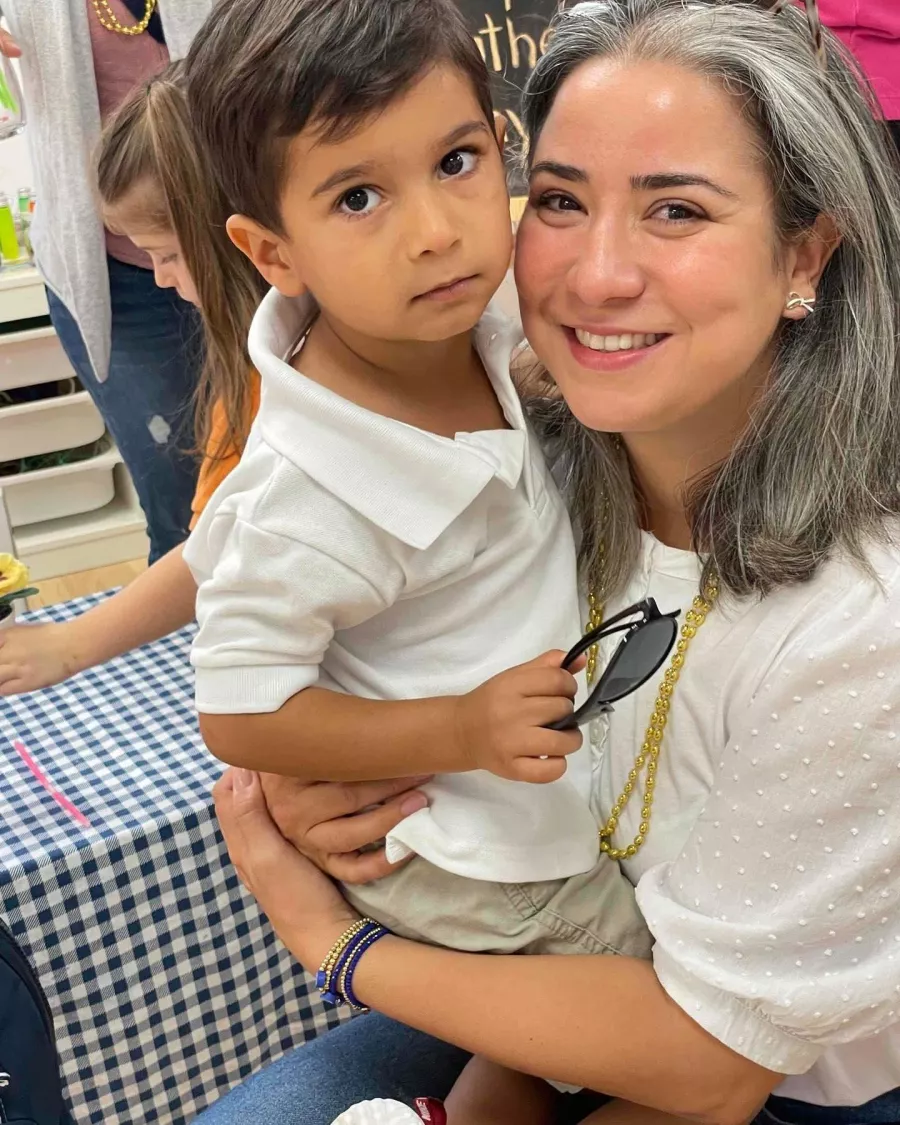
[471,0,551,76]
[506,17,537,69]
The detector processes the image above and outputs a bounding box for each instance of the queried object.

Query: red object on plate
[413,1099,447,1124]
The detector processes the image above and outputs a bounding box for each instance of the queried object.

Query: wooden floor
[29,559,147,608]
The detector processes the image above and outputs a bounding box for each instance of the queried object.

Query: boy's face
[235,65,512,343]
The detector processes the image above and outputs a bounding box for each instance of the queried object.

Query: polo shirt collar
[249,289,529,551]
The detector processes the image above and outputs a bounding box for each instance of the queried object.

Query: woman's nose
[565,220,645,307]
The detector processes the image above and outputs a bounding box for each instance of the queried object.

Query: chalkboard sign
[457,0,558,192]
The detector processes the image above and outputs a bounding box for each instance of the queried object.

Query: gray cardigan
[1,0,212,381]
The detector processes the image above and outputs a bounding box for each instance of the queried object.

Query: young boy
[183,0,650,1119]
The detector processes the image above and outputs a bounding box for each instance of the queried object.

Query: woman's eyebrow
[530,160,587,183]
[530,163,736,199]
[630,172,737,198]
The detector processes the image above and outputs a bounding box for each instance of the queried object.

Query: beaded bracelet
[338,925,389,1011]
[316,919,372,1000]
[316,917,390,1012]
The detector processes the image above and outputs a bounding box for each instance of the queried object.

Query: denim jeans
[46,256,202,563]
[190,1014,900,1125]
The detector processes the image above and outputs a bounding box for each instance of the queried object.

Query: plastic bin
[0,325,75,392]
[0,383,104,461]
[1,441,122,528]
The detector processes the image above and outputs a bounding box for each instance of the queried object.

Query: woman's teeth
[574,329,660,352]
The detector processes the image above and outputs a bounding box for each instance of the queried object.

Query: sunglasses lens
[596,617,677,703]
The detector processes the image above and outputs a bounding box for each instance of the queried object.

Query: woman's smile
[566,326,671,370]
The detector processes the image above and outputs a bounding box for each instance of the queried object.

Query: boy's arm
[0,546,196,694]
[199,690,464,780]
[199,648,582,784]
[189,513,581,785]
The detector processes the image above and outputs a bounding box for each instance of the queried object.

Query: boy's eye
[439,148,477,179]
[339,186,382,216]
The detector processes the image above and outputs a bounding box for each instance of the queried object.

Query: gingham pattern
[0,593,346,1124]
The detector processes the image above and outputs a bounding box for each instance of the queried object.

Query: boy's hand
[453,650,583,783]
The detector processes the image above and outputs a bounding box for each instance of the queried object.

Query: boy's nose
[406,196,461,258]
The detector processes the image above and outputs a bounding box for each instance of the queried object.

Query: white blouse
[590,532,900,1107]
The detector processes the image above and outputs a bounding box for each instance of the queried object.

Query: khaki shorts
[344,855,652,960]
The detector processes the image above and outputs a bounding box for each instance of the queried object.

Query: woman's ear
[226,214,307,298]
[786,214,842,297]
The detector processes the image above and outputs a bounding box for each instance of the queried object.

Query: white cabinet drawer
[1,441,121,528]
[0,267,49,324]
[0,386,105,461]
[0,325,75,392]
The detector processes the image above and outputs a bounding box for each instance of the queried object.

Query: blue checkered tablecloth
[0,592,347,1124]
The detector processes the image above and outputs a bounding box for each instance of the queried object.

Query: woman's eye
[338,186,382,216]
[534,191,582,213]
[439,148,478,178]
[653,202,703,223]
[160,253,178,265]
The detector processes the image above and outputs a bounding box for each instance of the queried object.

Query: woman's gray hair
[522,0,900,601]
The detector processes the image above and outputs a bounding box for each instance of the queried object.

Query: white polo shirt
[184,289,599,883]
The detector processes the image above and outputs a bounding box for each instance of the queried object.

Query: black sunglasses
[547,598,680,731]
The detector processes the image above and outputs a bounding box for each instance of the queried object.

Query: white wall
[0,130,33,201]
[0,45,33,200]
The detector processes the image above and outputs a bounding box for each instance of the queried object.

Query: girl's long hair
[96,60,269,462]
[522,0,900,602]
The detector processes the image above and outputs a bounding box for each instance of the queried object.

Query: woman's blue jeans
[190,1013,900,1125]
[46,256,202,563]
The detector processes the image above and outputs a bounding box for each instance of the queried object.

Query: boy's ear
[226,214,307,298]
[493,110,508,152]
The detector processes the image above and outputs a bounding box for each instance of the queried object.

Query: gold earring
[786,292,816,315]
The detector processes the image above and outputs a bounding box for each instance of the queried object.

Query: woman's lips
[565,326,670,370]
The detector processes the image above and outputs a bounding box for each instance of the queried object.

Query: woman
[198,2,900,1123]
[0,0,212,561]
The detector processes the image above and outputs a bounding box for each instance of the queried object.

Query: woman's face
[515,59,800,441]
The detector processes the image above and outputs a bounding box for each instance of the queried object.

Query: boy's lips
[414,274,479,302]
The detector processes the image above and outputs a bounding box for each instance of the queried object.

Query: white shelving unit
[0,265,148,579]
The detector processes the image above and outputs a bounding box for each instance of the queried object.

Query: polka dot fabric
[591,532,900,1106]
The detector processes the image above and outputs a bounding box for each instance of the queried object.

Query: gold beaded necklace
[91,0,157,36]
[585,567,718,860]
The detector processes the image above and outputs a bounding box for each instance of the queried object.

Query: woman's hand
[258,772,431,884]
[0,30,22,58]
[213,768,360,966]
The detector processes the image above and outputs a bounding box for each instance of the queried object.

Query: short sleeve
[636,569,900,1074]
[185,509,397,715]
[190,374,262,528]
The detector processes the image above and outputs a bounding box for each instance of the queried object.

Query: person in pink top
[0,1,211,563]
[807,0,900,149]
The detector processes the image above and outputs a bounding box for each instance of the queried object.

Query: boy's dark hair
[186,0,495,234]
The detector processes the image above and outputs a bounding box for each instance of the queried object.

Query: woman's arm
[0,545,196,694]
[215,770,781,1125]
[352,940,779,1125]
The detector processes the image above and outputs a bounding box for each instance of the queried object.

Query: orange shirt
[190,370,262,528]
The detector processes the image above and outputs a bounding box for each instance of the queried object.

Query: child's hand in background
[0,621,86,695]
[454,651,583,783]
